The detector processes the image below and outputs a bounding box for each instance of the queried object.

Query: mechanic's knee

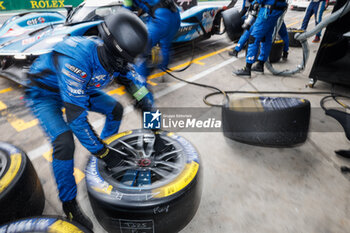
[53,131,75,160]
[248,36,256,44]
[112,101,124,121]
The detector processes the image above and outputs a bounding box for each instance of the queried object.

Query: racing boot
[251,61,264,73]
[63,198,93,230]
[228,49,239,57]
[282,51,288,61]
[233,63,251,77]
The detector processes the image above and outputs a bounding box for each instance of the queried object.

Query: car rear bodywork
[0,0,238,86]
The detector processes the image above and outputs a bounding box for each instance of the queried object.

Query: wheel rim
[103,132,186,191]
[0,151,7,178]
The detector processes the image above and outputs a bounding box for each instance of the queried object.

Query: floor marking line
[148,44,235,80]
[0,87,13,94]
[0,100,6,111]
[154,56,238,99]
[28,57,238,161]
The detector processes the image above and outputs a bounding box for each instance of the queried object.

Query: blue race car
[0,0,238,85]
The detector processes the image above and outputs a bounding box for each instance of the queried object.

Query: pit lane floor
[1,7,350,233]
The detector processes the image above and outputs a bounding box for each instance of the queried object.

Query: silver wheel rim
[104,132,186,190]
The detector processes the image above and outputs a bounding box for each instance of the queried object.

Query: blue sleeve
[56,55,105,154]
[117,66,155,112]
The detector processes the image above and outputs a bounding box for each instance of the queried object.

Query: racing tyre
[86,129,202,233]
[269,39,284,63]
[288,28,304,47]
[0,216,92,233]
[222,97,311,147]
[0,142,45,224]
[222,8,243,41]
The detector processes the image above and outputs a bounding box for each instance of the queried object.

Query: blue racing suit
[125,0,180,77]
[246,0,287,64]
[258,21,288,61]
[235,21,289,55]
[26,36,154,202]
[301,0,322,31]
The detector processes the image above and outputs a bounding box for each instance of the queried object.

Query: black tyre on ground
[0,142,45,224]
[288,28,304,47]
[269,39,284,63]
[222,7,244,41]
[86,129,202,233]
[244,39,284,63]
[222,97,311,147]
[0,216,92,233]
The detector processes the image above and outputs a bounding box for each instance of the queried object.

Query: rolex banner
[0,0,83,11]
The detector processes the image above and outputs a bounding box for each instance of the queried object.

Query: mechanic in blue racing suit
[124,0,181,78]
[233,0,287,77]
[25,10,166,230]
[229,21,289,62]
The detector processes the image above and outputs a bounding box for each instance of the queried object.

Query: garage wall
[0,0,83,11]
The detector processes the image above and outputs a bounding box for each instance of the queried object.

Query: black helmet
[98,8,148,64]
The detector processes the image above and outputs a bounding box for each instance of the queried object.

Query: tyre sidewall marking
[0,217,56,232]
[0,153,22,193]
[86,156,115,196]
[151,135,200,198]
[119,219,154,233]
[152,161,199,198]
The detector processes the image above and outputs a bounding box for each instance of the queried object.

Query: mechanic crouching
[25,10,158,230]
[124,0,181,78]
[233,0,287,77]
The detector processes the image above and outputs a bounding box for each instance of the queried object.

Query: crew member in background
[251,21,289,73]
[313,0,328,42]
[233,0,288,77]
[229,20,289,63]
[124,0,181,78]
[25,10,165,230]
[300,0,327,42]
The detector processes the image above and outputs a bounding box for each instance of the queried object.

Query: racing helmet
[98,8,148,63]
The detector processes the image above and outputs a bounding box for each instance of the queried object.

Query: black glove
[153,131,168,156]
[95,147,124,169]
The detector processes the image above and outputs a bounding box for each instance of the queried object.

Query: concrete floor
[1,5,350,233]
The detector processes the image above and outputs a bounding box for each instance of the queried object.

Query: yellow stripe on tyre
[153,161,199,198]
[0,153,21,193]
[104,130,133,145]
[48,220,83,233]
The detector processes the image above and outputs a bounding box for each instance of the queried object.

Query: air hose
[162,67,350,150]
[161,67,349,109]
[265,0,350,76]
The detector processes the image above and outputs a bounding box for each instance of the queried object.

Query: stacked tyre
[269,39,284,63]
[86,129,203,233]
[222,97,311,147]
[0,142,45,224]
[288,28,304,47]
